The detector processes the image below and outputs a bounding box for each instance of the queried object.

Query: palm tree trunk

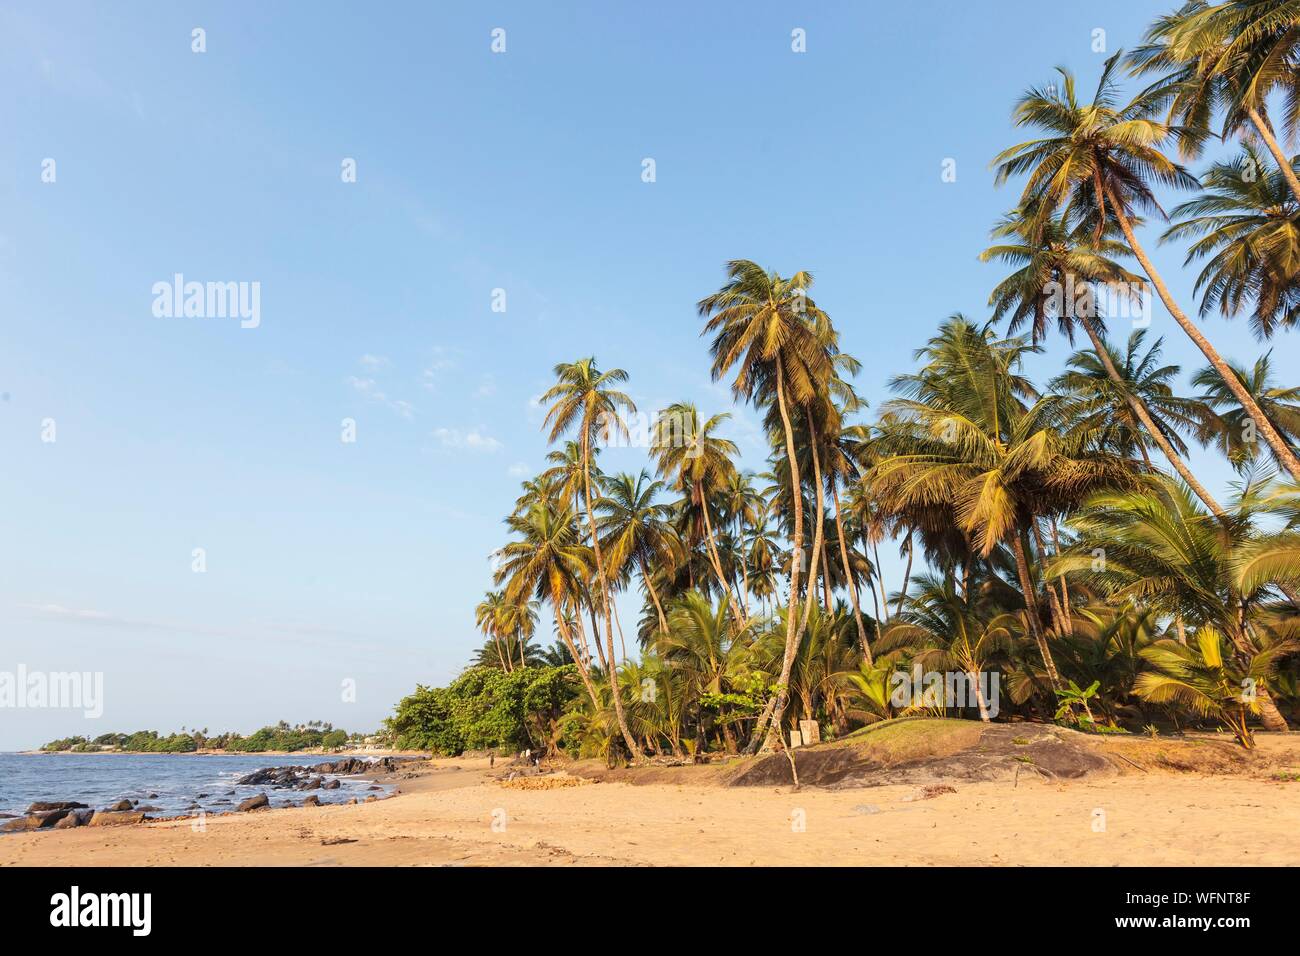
[553,601,604,717]
[1010,531,1061,690]
[1031,521,1068,636]
[1049,518,1073,637]
[832,486,873,664]
[579,436,640,757]
[821,542,833,613]
[1248,105,1300,206]
[894,529,914,617]
[748,361,804,755]
[801,422,828,631]
[585,607,607,671]
[700,495,748,625]
[639,556,669,633]
[1256,686,1290,733]
[1112,206,1300,481]
[1076,314,1226,514]
[872,540,891,621]
[518,633,528,669]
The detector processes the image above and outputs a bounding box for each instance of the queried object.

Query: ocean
[0,752,391,821]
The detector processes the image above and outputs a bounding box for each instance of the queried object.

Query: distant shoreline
[11,749,427,758]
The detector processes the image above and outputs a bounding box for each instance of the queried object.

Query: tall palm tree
[1051,329,1208,468]
[982,210,1227,513]
[1129,0,1300,204]
[497,502,607,718]
[1163,144,1300,339]
[596,470,678,633]
[650,402,746,623]
[540,358,641,757]
[993,54,1300,480]
[1191,352,1300,469]
[698,260,835,751]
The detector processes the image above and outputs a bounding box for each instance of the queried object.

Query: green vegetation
[40,722,364,753]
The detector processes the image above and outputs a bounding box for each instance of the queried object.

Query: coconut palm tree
[698,260,836,751]
[1129,0,1300,204]
[540,358,641,756]
[496,502,607,720]
[1163,145,1300,339]
[1051,329,1208,467]
[1136,627,1299,748]
[1191,352,1300,469]
[993,54,1300,480]
[596,470,678,633]
[475,590,513,671]
[983,210,1227,513]
[650,402,746,624]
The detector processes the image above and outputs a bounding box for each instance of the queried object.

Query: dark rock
[322,779,340,790]
[367,785,382,791]
[302,795,321,807]
[54,810,93,829]
[106,800,134,812]
[136,805,162,812]
[0,815,46,832]
[27,801,88,813]
[236,794,269,812]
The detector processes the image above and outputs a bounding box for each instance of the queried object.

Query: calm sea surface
[0,752,390,819]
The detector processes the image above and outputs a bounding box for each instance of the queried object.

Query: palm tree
[993,54,1300,480]
[650,402,746,623]
[1191,352,1300,469]
[596,470,678,633]
[1058,475,1292,731]
[540,358,641,757]
[982,210,1227,513]
[1136,627,1299,748]
[1051,329,1208,469]
[656,591,751,751]
[1163,145,1300,339]
[870,317,1139,690]
[475,590,513,671]
[496,503,606,718]
[1129,0,1300,204]
[698,260,835,751]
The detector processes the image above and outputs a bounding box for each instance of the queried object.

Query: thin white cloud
[432,427,503,452]
[359,354,390,371]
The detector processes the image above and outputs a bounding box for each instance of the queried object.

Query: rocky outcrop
[236,794,269,812]
[88,810,147,827]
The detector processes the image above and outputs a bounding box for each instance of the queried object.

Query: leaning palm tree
[1163,145,1300,339]
[698,260,836,751]
[993,54,1300,480]
[540,358,640,756]
[1191,352,1300,469]
[596,470,678,632]
[496,502,607,719]
[1129,0,1300,204]
[982,210,1226,514]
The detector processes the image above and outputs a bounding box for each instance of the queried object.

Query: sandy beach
[4,732,1299,867]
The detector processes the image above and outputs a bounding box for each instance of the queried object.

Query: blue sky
[2,1,1296,750]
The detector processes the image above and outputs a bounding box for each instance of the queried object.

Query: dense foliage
[41,722,359,753]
